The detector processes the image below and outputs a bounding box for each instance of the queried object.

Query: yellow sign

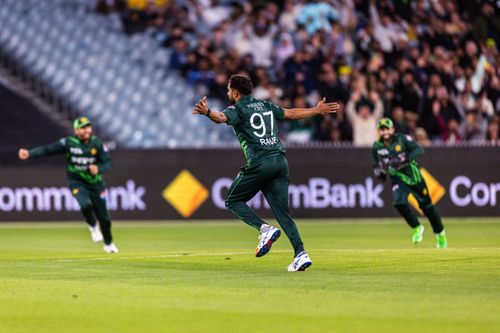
[162,170,209,218]
[408,168,445,215]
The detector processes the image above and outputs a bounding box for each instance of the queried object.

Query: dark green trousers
[69,181,113,245]
[392,178,444,234]
[225,153,305,256]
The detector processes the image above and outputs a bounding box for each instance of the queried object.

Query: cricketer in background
[371,118,447,248]
[18,117,118,253]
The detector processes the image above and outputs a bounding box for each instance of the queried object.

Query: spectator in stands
[369,0,407,63]
[487,121,500,145]
[296,0,339,35]
[316,62,348,103]
[472,2,500,44]
[196,0,231,30]
[421,86,461,140]
[396,71,421,114]
[442,119,463,144]
[274,33,295,68]
[169,38,189,72]
[414,127,432,147]
[391,105,410,134]
[459,110,488,142]
[116,0,500,146]
[346,90,384,146]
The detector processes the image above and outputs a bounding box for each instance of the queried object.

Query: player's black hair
[229,74,253,96]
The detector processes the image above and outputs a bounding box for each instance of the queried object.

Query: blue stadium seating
[0,0,233,148]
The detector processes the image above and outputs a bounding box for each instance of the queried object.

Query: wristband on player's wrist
[206,108,211,117]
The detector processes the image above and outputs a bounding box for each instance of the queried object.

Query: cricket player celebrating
[371,118,447,248]
[193,74,340,271]
[18,117,118,253]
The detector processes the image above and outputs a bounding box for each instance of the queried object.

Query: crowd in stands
[95,0,500,146]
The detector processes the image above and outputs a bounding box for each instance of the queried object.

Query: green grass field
[0,218,499,333]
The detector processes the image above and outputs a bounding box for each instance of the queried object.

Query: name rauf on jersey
[260,136,278,146]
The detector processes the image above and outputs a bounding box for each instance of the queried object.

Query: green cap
[377,118,394,129]
[73,116,92,129]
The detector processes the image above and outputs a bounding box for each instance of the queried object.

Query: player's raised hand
[18,149,29,160]
[88,164,99,176]
[316,98,340,115]
[193,96,209,115]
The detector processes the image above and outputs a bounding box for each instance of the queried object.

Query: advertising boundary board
[0,147,499,221]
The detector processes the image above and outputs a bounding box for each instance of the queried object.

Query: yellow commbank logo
[90,148,97,155]
[395,145,401,152]
[408,168,445,215]
[162,170,209,218]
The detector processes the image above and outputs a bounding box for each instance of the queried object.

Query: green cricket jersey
[223,95,285,164]
[371,133,424,185]
[28,135,111,186]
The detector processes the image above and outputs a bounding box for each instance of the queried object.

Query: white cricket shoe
[255,224,281,257]
[103,243,119,253]
[88,225,103,243]
[287,251,312,272]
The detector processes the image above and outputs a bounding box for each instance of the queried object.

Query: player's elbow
[283,109,296,120]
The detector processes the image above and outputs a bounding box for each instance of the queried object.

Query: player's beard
[77,129,92,142]
[382,133,393,142]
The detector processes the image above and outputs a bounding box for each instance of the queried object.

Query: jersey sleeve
[263,101,285,120]
[371,144,380,165]
[223,105,242,126]
[97,142,111,174]
[402,134,424,160]
[28,137,67,158]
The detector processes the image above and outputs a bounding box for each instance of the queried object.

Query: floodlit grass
[0,218,499,333]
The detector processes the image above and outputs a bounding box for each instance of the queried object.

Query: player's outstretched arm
[193,96,228,124]
[283,98,340,120]
[19,139,67,160]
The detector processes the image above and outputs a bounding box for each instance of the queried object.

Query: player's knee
[419,200,433,211]
[225,198,235,209]
[393,202,406,209]
[79,200,93,212]
[421,202,434,212]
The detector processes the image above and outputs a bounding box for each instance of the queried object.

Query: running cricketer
[371,118,447,248]
[18,117,118,253]
[193,74,340,271]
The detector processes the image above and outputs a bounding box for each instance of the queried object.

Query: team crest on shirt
[90,148,97,155]
[406,135,413,141]
[395,145,401,152]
